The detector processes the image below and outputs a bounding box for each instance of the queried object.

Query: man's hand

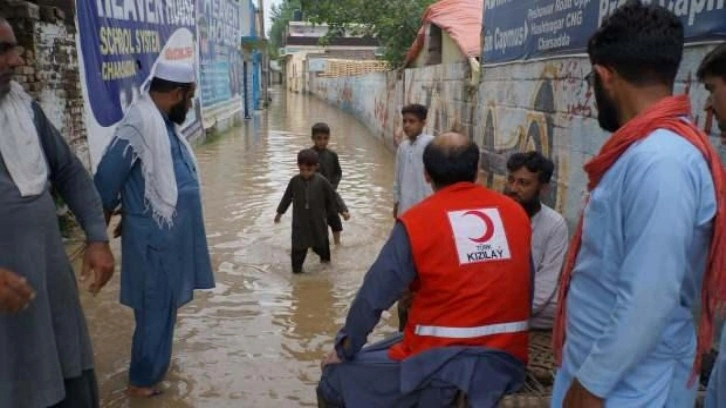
[81,242,115,296]
[274,213,282,224]
[393,203,399,220]
[320,349,342,369]
[563,379,604,408]
[0,268,35,313]
[341,212,350,221]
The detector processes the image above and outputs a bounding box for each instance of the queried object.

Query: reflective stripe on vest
[414,320,529,339]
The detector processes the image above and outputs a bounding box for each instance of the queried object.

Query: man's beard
[518,196,542,217]
[505,191,542,217]
[594,72,620,133]
[169,100,188,125]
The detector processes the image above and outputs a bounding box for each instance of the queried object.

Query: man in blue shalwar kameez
[698,42,726,408]
[551,3,726,407]
[94,60,215,398]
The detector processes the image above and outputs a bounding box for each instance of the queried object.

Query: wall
[3,0,90,167]
[477,44,724,228]
[197,0,244,133]
[241,0,260,116]
[309,44,724,229]
[441,30,462,66]
[410,26,465,68]
[285,50,323,93]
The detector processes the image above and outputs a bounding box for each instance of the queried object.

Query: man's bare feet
[333,232,341,246]
[125,385,163,398]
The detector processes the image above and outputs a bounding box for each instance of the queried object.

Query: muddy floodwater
[73,89,401,407]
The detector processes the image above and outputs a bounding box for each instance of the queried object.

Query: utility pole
[258,0,270,108]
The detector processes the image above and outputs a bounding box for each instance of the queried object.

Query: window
[426,24,442,66]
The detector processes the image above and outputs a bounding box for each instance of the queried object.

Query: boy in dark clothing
[311,123,350,245]
[275,149,341,273]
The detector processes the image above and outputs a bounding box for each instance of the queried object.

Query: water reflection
[78,88,398,407]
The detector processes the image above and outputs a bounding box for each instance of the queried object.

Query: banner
[196,0,242,110]
[482,0,726,65]
[77,0,203,169]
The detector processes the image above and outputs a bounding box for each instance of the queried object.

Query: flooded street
[76,89,400,407]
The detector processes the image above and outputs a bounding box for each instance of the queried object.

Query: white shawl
[110,92,199,228]
[0,82,48,196]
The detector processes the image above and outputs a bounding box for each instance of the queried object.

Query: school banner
[76,0,203,169]
[482,0,726,65]
[196,0,243,111]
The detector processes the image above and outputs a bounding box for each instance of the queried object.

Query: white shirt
[393,133,434,216]
[529,203,569,329]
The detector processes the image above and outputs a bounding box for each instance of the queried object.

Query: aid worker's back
[390,181,532,364]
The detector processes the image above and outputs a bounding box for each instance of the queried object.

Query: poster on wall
[76,0,203,170]
[482,0,726,65]
[196,0,242,112]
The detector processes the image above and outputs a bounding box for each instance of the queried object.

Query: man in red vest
[317,132,533,407]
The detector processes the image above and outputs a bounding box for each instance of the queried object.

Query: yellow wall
[441,31,463,65]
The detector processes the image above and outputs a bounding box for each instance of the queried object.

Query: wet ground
[75,89,400,407]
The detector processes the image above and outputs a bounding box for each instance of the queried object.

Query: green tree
[301,0,437,67]
[268,0,302,60]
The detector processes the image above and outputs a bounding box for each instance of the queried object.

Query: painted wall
[241,0,261,115]
[309,44,724,230]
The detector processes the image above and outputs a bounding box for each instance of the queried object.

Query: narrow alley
[76,89,400,407]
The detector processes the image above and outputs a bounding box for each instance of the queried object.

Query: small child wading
[311,122,350,245]
[275,149,347,273]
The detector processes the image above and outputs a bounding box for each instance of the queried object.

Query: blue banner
[197,0,242,108]
[77,0,203,166]
[482,0,726,65]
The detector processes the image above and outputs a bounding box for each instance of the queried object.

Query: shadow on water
[78,88,400,407]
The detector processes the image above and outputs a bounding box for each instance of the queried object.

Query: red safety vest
[389,182,532,363]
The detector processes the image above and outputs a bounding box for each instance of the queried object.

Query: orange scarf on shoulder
[552,95,726,381]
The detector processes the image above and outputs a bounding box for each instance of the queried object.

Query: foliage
[268,0,302,60]
[300,0,437,67]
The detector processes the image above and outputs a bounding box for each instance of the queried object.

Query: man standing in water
[0,16,115,407]
[94,60,215,398]
[318,132,532,407]
[551,3,724,407]
[392,104,434,331]
[698,42,726,408]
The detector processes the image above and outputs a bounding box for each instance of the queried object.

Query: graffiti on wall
[477,45,724,225]
[480,61,573,214]
[309,45,724,228]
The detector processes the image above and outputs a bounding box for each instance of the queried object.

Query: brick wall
[1,0,89,168]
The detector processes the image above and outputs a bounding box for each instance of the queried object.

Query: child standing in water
[311,123,350,245]
[275,149,348,273]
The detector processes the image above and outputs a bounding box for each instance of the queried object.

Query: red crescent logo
[463,210,495,243]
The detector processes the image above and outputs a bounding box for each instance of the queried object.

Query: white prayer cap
[153,60,196,84]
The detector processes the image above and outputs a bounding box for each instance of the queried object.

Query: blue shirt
[94,115,215,309]
[554,129,716,406]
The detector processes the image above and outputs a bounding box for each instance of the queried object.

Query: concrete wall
[286,50,323,93]
[411,26,466,68]
[309,44,724,229]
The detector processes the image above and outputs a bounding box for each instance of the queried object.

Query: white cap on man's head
[153,59,195,84]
